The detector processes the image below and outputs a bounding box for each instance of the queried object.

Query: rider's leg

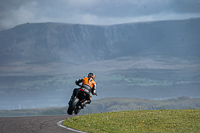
[86,93,91,104]
[81,92,91,108]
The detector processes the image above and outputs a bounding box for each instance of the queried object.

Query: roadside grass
[63,109,200,133]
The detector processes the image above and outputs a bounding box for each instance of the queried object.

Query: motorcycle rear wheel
[67,98,80,115]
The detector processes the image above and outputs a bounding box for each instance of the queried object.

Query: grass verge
[63,109,200,133]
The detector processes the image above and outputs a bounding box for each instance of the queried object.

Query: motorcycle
[67,87,97,115]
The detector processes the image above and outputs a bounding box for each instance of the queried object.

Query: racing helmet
[88,73,95,80]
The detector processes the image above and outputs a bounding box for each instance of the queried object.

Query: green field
[63,109,200,133]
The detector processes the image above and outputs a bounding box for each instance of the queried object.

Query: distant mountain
[0,18,200,64]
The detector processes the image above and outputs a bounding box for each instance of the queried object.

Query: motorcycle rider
[69,73,97,108]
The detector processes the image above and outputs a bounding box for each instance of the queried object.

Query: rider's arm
[75,78,83,86]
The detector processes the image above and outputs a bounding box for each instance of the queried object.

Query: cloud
[172,0,200,13]
[0,0,38,30]
[0,0,200,31]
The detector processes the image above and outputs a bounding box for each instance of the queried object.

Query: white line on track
[57,120,88,133]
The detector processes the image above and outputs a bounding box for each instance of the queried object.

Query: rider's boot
[81,100,91,109]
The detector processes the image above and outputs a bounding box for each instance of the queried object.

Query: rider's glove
[75,78,83,86]
[93,89,97,95]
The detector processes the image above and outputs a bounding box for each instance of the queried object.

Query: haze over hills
[0,18,200,110]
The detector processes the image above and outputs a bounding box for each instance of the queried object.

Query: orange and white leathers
[75,77,96,95]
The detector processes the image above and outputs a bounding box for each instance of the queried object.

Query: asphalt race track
[0,115,81,133]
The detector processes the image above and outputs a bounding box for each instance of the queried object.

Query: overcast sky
[0,0,200,31]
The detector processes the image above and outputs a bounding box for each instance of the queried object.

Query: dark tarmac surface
[0,115,80,133]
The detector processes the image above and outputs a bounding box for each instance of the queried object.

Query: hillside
[80,96,200,114]
[0,18,200,64]
[0,97,199,117]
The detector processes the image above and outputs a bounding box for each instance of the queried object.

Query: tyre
[67,98,79,115]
